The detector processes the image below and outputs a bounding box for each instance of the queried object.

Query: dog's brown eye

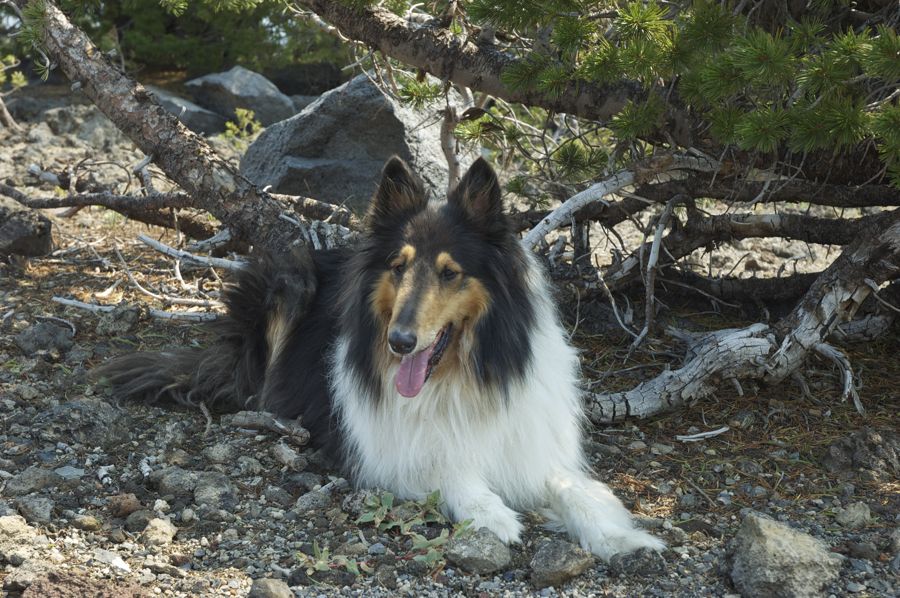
[392,263,406,276]
[441,267,459,281]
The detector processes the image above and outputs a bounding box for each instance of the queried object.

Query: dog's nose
[388,329,417,354]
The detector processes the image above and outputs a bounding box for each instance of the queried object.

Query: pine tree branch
[293,0,645,123]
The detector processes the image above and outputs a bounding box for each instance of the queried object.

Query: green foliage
[353,490,472,572]
[610,96,664,141]
[51,1,347,76]
[397,75,443,109]
[0,55,27,92]
[460,0,898,178]
[223,107,263,149]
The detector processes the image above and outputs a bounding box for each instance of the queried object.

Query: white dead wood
[52,296,219,322]
[221,411,310,446]
[137,234,245,271]
[813,342,864,415]
[521,154,720,249]
[586,210,900,424]
[676,426,731,443]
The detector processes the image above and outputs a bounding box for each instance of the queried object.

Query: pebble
[367,542,387,556]
[92,547,132,572]
[194,472,239,510]
[846,581,866,593]
[530,539,594,589]
[835,502,871,529]
[609,548,667,577]
[628,440,648,451]
[53,465,85,480]
[140,518,178,545]
[5,466,60,496]
[72,513,102,531]
[107,493,143,518]
[15,496,54,524]
[293,489,330,513]
[202,442,237,464]
[125,510,155,532]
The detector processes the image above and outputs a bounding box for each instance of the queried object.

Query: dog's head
[361,156,527,398]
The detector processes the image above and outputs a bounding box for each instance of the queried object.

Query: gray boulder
[146,85,226,135]
[185,65,294,125]
[730,512,843,598]
[241,74,471,213]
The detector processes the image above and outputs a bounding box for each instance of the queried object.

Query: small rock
[14,321,73,355]
[445,528,511,574]
[650,443,675,456]
[273,442,308,471]
[15,497,54,524]
[263,485,294,507]
[530,539,595,589]
[53,465,84,480]
[180,508,197,523]
[95,305,143,336]
[248,577,293,598]
[125,510,154,533]
[107,493,143,518]
[627,440,648,451]
[238,455,263,475]
[92,547,131,572]
[140,518,178,546]
[367,542,387,556]
[72,514,102,531]
[889,528,900,554]
[730,512,842,598]
[846,581,866,593]
[848,541,879,561]
[151,467,199,497]
[609,547,666,577]
[835,502,871,528]
[293,489,330,513]
[202,442,237,465]
[193,472,239,510]
[5,466,61,496]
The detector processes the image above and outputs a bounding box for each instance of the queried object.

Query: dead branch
[587,208,900,423]
[137,234,245,272]
[51,296,218,322]
[221,411,310,447]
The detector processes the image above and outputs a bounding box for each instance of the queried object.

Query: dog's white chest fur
[329,258,664,560]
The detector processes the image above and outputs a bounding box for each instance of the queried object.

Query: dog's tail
[93,247,315,412]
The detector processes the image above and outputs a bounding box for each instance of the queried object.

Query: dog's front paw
[470,505,523,544]
[580,527,666,561]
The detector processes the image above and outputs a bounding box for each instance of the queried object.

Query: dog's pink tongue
[396,349,431,398]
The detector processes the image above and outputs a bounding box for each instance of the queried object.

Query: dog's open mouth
[395,324,452,398]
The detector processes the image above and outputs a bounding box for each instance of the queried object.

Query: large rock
[32,399,129,450]
[185,66,294,125]
[241,74,471,213]
[146,85,226,135]
[0,197,52,257]
[730,512,842,598]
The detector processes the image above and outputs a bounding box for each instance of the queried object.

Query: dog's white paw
[579,527,666,561]
[467,503,523,544]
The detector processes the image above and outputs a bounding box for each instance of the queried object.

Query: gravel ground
[1,89,898,597]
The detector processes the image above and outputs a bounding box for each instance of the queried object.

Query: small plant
[295,541,373,578]
[223,107,263,150]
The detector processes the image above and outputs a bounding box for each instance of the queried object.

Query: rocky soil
[1,88,899,597]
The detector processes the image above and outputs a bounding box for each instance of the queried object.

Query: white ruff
[329,253,663,560]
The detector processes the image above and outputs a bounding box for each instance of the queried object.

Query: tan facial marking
[435,251,462,275]
[371,271,396,320]
[390,244,416,270]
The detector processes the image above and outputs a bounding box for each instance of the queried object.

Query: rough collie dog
[98,157,663,560]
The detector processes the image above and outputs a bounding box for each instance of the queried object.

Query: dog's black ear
[368,156,426,228]
[449,158,506,236]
